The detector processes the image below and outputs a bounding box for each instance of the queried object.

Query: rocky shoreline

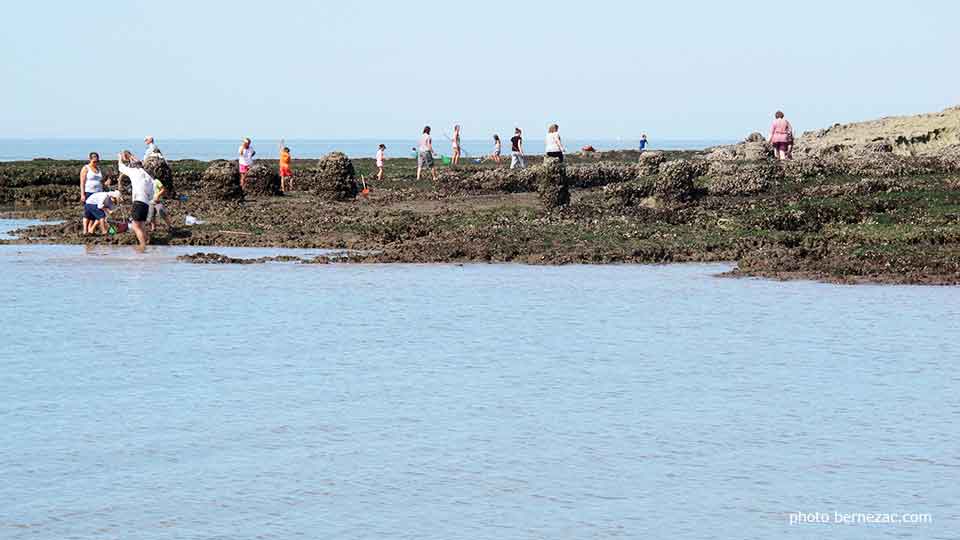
[3,111,960,285]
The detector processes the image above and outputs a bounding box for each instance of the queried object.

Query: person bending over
[83,190,120,235]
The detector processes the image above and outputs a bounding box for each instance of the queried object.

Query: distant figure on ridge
[510,128,525,169]
[639,133,648,153]
[376,144,386,181]
[482,135,502,166]
[769,111,794,160]
[417,126,437,182]
[279,140,293,193]
[143,136,163,161]
[238,138,256,189]
[117,151,156,251]
[451,125,462,167]
[545,124,566,162]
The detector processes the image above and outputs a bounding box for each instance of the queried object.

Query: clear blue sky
[2,0,957,140]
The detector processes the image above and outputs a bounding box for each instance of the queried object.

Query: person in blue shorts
[638,133,648,153]
[83,191,120,235]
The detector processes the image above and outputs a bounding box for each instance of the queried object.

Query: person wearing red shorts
[279,141,293,192]
[238,138,256,189]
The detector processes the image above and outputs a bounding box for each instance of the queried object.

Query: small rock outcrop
[654,159,699,201]
[201,160,244,200]
[637,151,666,175]
[242,163,281,196]
[311,152,359,201]
[706,161,784,196]
[537,157,570,209]
[143,155,174,196]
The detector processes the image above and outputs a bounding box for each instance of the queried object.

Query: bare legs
[130,220,149,251]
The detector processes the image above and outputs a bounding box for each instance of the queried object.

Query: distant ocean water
[0,138,732,162]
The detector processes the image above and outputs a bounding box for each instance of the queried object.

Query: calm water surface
[1,220,958,539]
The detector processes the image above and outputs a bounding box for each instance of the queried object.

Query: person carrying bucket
[417,126,437,182]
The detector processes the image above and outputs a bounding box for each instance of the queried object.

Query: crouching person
[117,151,155,250]
[83,190,120,235]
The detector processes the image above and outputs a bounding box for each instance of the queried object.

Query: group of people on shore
[79,137,172,250]
[414,124,565,181]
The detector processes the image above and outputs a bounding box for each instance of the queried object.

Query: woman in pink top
[769,111,794,160]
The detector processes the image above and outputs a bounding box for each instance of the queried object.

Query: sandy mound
[654,160,699,201]
[566,163,638,188]
[795,105,960,157]
[307,152,359,201]
[201,160,244,200]
[705,136,774,162]
[537,158,570,209]
[706,161,784,196]
[243,164,281,196]
[637,151,666,175]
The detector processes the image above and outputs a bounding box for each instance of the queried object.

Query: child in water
[279,141,293,192]
[376,144,386,181]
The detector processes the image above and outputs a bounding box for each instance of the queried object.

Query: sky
[2,0,958,140]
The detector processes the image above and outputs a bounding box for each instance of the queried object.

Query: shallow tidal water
[1,220,958,539]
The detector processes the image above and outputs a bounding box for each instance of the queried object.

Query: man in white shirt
[117,151,156,251]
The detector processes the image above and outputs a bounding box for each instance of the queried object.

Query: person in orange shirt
[279,140,293,192]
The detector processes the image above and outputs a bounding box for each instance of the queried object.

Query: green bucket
[441,155,451,165]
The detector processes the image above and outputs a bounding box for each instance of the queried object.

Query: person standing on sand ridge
[279,141,293,193]
[769,111,794,160]
[143,136,163,161]
[451,125,462,166]
[545,124,566,162]
[510,128,525,169]
[238,138,256,189]
[417,126,437,182]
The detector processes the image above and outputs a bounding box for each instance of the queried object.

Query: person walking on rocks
[417,126,437,182]
[451,125,462,166]
[143,136,163,161]
[638,133,648,153]
[510,128,525,169]
[769,111,794,160]
[238,138,256,189]
[117,151,155,250]
[279,140,293,192]
[545,124,566,162]
[376,144,386,181]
